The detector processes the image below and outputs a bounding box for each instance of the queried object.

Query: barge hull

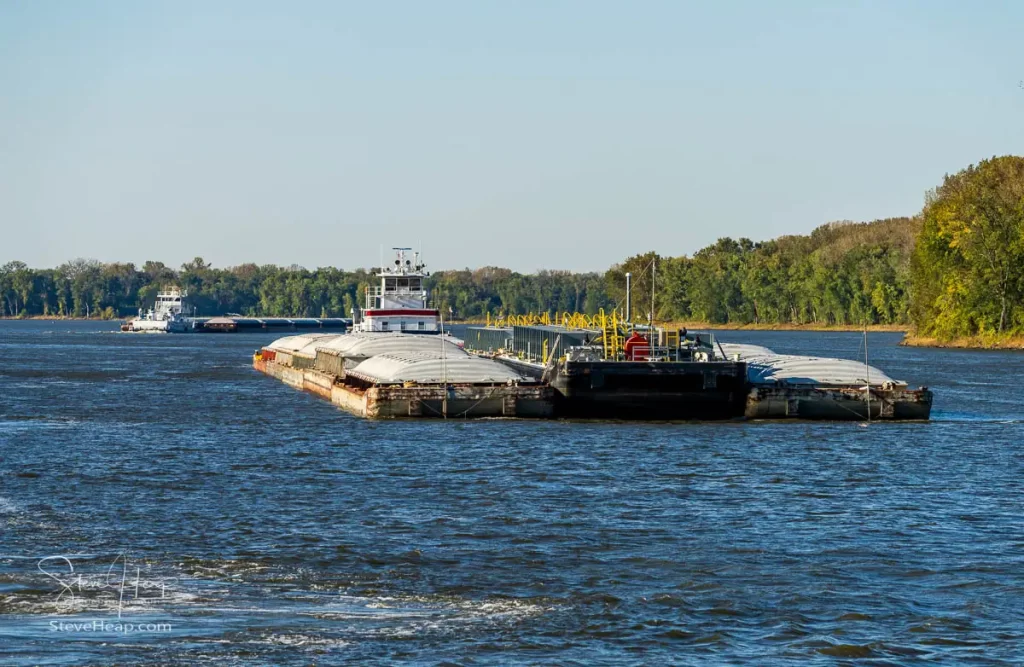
[550,360,748,420]
[745,386,933,420]
[255,358,554,419]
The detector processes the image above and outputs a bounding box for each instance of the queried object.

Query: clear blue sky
[1,1,1021,272]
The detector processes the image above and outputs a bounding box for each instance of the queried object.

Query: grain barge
[252,250,553,417]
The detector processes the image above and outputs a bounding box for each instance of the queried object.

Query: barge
[549,356,747,420]
[721,343,933,420]
[253,249,932,421]
[472,330,931,421]
[254,340,553,418]
[252,249,553,418]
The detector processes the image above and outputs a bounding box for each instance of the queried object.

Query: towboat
[122,287,190,333]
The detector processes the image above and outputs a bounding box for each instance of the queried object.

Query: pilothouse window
[383,277,420,292]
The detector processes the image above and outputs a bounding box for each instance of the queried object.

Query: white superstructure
[353,248,441,334]
[125,287,190,333]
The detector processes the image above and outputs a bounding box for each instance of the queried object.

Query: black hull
[550,360,748,420]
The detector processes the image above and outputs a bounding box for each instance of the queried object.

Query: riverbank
[459,319,908,333]
[0,315,117,321]
[664,322,908,333]
[900,334,1024,350]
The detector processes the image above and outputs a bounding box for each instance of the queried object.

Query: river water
[0,321,1022,665]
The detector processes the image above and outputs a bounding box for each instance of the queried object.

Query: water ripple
[0,323,1022,664]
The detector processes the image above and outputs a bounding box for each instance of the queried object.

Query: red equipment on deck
[623,332,651,361]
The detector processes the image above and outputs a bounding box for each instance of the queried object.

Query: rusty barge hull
[744,385,933,420]
[254,357,554,419]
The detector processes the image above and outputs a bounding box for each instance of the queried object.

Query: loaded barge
[253,249,552,418]
[254,333,553,418]
[253,249,932,421]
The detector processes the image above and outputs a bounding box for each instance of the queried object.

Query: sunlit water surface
[1,321,1022,665]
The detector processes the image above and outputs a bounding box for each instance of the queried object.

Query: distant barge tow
[121,287,350,333]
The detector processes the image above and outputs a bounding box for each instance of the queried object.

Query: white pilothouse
[353,248,443,334]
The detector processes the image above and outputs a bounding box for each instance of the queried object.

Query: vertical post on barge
[650,257,656,334]
[625,272,632,329]
[864,327,871,422]
[440,310,448,418]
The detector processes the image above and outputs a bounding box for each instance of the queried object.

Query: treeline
[0,259,386,319]
[611,217,916,326]
[2,155,1021,338]
[0,258,613,320]
[0,217,915,325]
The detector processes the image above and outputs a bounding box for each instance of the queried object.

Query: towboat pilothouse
[353,248,448,335]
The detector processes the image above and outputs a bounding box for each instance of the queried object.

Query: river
[0,321,1021,665]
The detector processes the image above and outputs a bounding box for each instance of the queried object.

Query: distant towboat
[122,287,189,332]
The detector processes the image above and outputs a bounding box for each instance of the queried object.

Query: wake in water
[4,322,1024,664]
[1,554,558,665]
[929,411,1024,424]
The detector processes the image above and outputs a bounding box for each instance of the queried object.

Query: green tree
[912,156,1024,337]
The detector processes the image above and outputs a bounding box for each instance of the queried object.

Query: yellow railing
[483,309,628,361]
[485,310,615,329]
[487,312,553,327]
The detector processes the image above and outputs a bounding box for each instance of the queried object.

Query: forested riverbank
[3,156,1022,347]
[0,217,917,327]
[900,334,1024,350]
